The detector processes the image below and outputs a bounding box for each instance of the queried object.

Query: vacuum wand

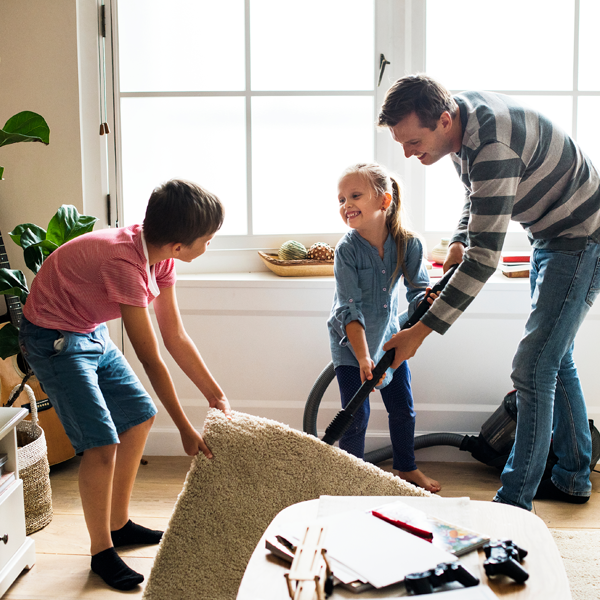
[321,263,459,446]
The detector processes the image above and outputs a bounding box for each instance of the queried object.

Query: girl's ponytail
[386,176,414,286]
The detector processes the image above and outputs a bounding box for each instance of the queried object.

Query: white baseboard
[143,427,481,462]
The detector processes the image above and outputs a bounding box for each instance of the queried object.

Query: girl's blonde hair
[340,162,415,285]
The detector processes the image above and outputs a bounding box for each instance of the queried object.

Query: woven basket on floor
[11,383,53,535]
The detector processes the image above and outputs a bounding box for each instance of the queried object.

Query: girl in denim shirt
[328,163,441,492]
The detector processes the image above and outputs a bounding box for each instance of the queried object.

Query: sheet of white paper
[276,523,365,585]
[316,509,457,589]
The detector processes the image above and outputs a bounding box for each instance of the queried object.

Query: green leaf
[46,205,97,246]
[23,245,46,276]
[0,323,20,360]
[20,229,58,275]
[9,223,47,248]
[0,268,29,305]
[0,165,4,180]
[0,111,50,147]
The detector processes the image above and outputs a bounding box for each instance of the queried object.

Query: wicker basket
[258,251,334,277]
[10,383,53,535]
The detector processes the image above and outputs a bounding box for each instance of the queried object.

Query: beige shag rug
[551,529,600,600]
[142,410,429,600]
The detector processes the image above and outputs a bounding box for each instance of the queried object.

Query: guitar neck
[0,229,24,328]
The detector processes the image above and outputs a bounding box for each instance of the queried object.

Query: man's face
[389,111,455,166]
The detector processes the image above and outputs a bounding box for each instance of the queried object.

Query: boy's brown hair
[143,179,224,246]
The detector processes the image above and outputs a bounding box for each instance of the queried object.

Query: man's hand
[210,396,233,419]
[383,322,433,368]
[180,427,214,459]
[443,242,465,272]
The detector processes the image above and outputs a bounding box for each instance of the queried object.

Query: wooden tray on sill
[258,251,334,277]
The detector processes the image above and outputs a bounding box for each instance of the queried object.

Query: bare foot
[397,468,442,493]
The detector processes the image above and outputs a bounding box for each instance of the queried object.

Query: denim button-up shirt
[327,230,430,388]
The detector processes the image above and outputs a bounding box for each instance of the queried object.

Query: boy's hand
[209,396,233,419]
[181,427,214,459]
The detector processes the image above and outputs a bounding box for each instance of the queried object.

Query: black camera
[483,539,529,583]
[405,561,479,595]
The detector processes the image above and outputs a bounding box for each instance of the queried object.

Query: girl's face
[338,173,388,231]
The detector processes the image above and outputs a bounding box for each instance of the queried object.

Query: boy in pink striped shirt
[20,180,231,590]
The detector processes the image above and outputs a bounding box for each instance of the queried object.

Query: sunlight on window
[120,97,247,234]
[577,98,600,166]
[118,0,245,92]
[250,0,374,91]
[426,0,574,92]
[252,96,374,234]
[425,160,466,232]
[578,0,600,91]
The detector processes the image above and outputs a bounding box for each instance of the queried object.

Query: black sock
[111,519,163,547]
[91,547,144,590]
[534,478,590,504]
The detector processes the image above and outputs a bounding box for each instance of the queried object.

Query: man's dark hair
[377,74,457,130]
[143,179,224,246]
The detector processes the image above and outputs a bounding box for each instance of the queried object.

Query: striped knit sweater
[422,91,600,335]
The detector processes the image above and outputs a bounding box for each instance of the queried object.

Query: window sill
[176,269,530,290]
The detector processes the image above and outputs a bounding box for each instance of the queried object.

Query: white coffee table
[237,496,571,599]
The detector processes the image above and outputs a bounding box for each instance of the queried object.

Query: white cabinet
[0,408,36,597]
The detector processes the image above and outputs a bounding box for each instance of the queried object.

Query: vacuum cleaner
[304,265,600,475]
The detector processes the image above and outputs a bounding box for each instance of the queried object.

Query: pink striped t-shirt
[24,224,176,333]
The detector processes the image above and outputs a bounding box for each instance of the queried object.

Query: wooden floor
[4,457,599,599]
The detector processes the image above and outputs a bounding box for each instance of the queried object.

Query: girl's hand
[358,357,385,390]
[425,287,439,305]
[358,356,376,385]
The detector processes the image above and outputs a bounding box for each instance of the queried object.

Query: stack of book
[500,253,531,278]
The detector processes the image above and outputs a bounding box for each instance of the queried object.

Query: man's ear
[439,110,453,130]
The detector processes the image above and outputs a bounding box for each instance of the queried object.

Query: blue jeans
[496,241,600,510]
[335,361,417,472]
[19,317,157,454]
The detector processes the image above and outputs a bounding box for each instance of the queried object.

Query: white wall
[130,271,600,461]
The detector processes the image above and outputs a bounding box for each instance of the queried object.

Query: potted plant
[0,206,98,359]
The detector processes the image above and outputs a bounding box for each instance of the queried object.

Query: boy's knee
[82,443,118,465]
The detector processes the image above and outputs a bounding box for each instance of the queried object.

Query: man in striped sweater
[378,74,600,511]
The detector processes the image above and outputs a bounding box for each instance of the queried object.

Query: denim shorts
[19,316,157,454]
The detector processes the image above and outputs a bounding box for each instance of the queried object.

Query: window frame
[106,0,593,272]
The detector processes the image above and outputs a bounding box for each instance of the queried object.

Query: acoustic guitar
[0,230,75,466]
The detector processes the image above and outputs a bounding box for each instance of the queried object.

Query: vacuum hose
[303,359,465,464]
[317,264,459,450]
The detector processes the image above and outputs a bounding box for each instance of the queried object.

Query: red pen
[371,510,434,542]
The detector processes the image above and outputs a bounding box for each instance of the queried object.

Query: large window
[112,0,384,272]
[108,0,600,270]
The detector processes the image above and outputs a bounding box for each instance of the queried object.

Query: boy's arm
[120,302,214,458]
[151,286,232,417]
